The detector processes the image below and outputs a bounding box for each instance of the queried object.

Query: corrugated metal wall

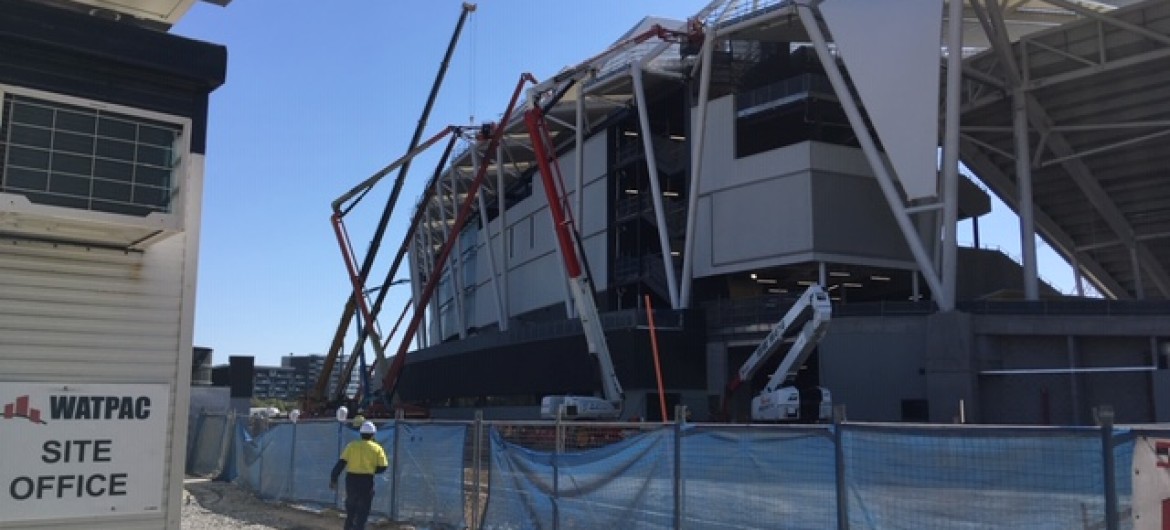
[0,161,200,528]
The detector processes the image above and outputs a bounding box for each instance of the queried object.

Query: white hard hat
[359,421,377,434]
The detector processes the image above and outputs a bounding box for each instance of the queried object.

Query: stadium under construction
[330,0,1170,425]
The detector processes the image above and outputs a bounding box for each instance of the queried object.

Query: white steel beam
[633,47,682,309]
[679,26,716,308]
[471,148,507,332]
[496,142,509,330]
[942,0,964,311]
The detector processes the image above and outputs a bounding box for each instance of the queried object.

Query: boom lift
[525,105,624,420]
[725,284,833,422]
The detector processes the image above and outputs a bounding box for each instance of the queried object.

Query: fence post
[219,410,235,481]
[553,408,563,530]
[834,405,849,530]
[674,404,686,530]
[391,408,404,522]
[186,409,205,475]
[1096,405,1119,530]
[472,410,483,530]
[288,420,297,500]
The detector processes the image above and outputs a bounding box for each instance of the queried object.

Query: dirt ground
[182,478,411,529]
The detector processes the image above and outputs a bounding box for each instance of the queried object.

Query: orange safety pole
[644,295,668,423]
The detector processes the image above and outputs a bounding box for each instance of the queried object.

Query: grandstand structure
[355,0,1169,424]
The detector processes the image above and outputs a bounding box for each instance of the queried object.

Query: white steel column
[575,84,586,229]
[1012,88,1039,300]
[472,147,507,331]
[798,4,948,308]
[496,142,510,330]
[940,0,963,311]
[819,262,827,287]
[679,29,715,308]
[1131,245,1145,299]
[633,62,681,309]
[407,233,425,350]
[423,208,442,346]
[440,170,469,338]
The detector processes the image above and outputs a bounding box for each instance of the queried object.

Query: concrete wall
[818,316,930,422]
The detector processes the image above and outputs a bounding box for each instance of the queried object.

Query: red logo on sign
[2,395,46,425]
[1156,441,1170,469]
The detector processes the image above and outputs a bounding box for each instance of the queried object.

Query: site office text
[6,394,151,502]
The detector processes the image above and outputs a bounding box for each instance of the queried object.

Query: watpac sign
[0,383,170,524]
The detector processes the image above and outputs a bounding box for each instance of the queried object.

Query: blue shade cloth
[228,420,466,528]
[841,425,1134,530]
[394,423,468,528]
[680,425,838,530]
[191,413,1137,530]
[481,426,676,530]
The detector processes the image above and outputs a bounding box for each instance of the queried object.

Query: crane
[725,284,833,422]
[305,2,477,418]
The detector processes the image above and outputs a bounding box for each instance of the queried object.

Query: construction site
[2,0,1170,528]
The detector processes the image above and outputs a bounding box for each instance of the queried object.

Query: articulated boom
[730,285,831,392]
[723,285,832,422]
[525,106,624,420]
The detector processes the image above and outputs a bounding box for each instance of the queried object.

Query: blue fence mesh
[191,414,1142,529]
[841,425,1134,530]
[227,420,465,526]
[680,425,838,529]
[482,426,676,530]
[394,423,468,528]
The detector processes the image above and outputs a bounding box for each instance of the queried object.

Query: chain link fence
[186,407,1166,529]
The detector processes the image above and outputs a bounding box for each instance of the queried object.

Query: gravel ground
[182,479,410,529]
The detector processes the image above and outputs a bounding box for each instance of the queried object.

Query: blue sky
[174,1,1082,368]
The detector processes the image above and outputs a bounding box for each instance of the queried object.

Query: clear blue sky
[173,1,1083,368]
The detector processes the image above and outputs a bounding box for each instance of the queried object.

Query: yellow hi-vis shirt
[340,439,388,475]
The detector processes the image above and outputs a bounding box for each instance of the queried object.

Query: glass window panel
[132,185,169,208]
[135,166,170,188]
[92,199,154,217]
[2,92,181,217]
[9,124,52,149]
[92,179,131,203]
[9,100,53,127]
[95,138,135,161]
[7,146,50,169]
[24,191,88,210]
[136,144,170,167]
[54,131,95,155]
[94,159,133,182]
[51,152,92,176]
[48,173,91,196]
[138,125,177,147]
[55,110,97,134]
[97,117,136,140]
[3,167,48,192]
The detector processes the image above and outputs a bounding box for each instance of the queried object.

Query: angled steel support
[633,48,682,309]
[797,3,948,308]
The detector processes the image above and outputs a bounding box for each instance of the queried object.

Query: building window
[0,87,186,217]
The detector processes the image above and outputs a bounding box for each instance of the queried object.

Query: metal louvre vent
[0,92,182,217]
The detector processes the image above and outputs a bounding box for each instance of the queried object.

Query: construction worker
[330,421,389,530]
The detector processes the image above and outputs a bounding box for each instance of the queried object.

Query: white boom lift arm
[725,284,833,421]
